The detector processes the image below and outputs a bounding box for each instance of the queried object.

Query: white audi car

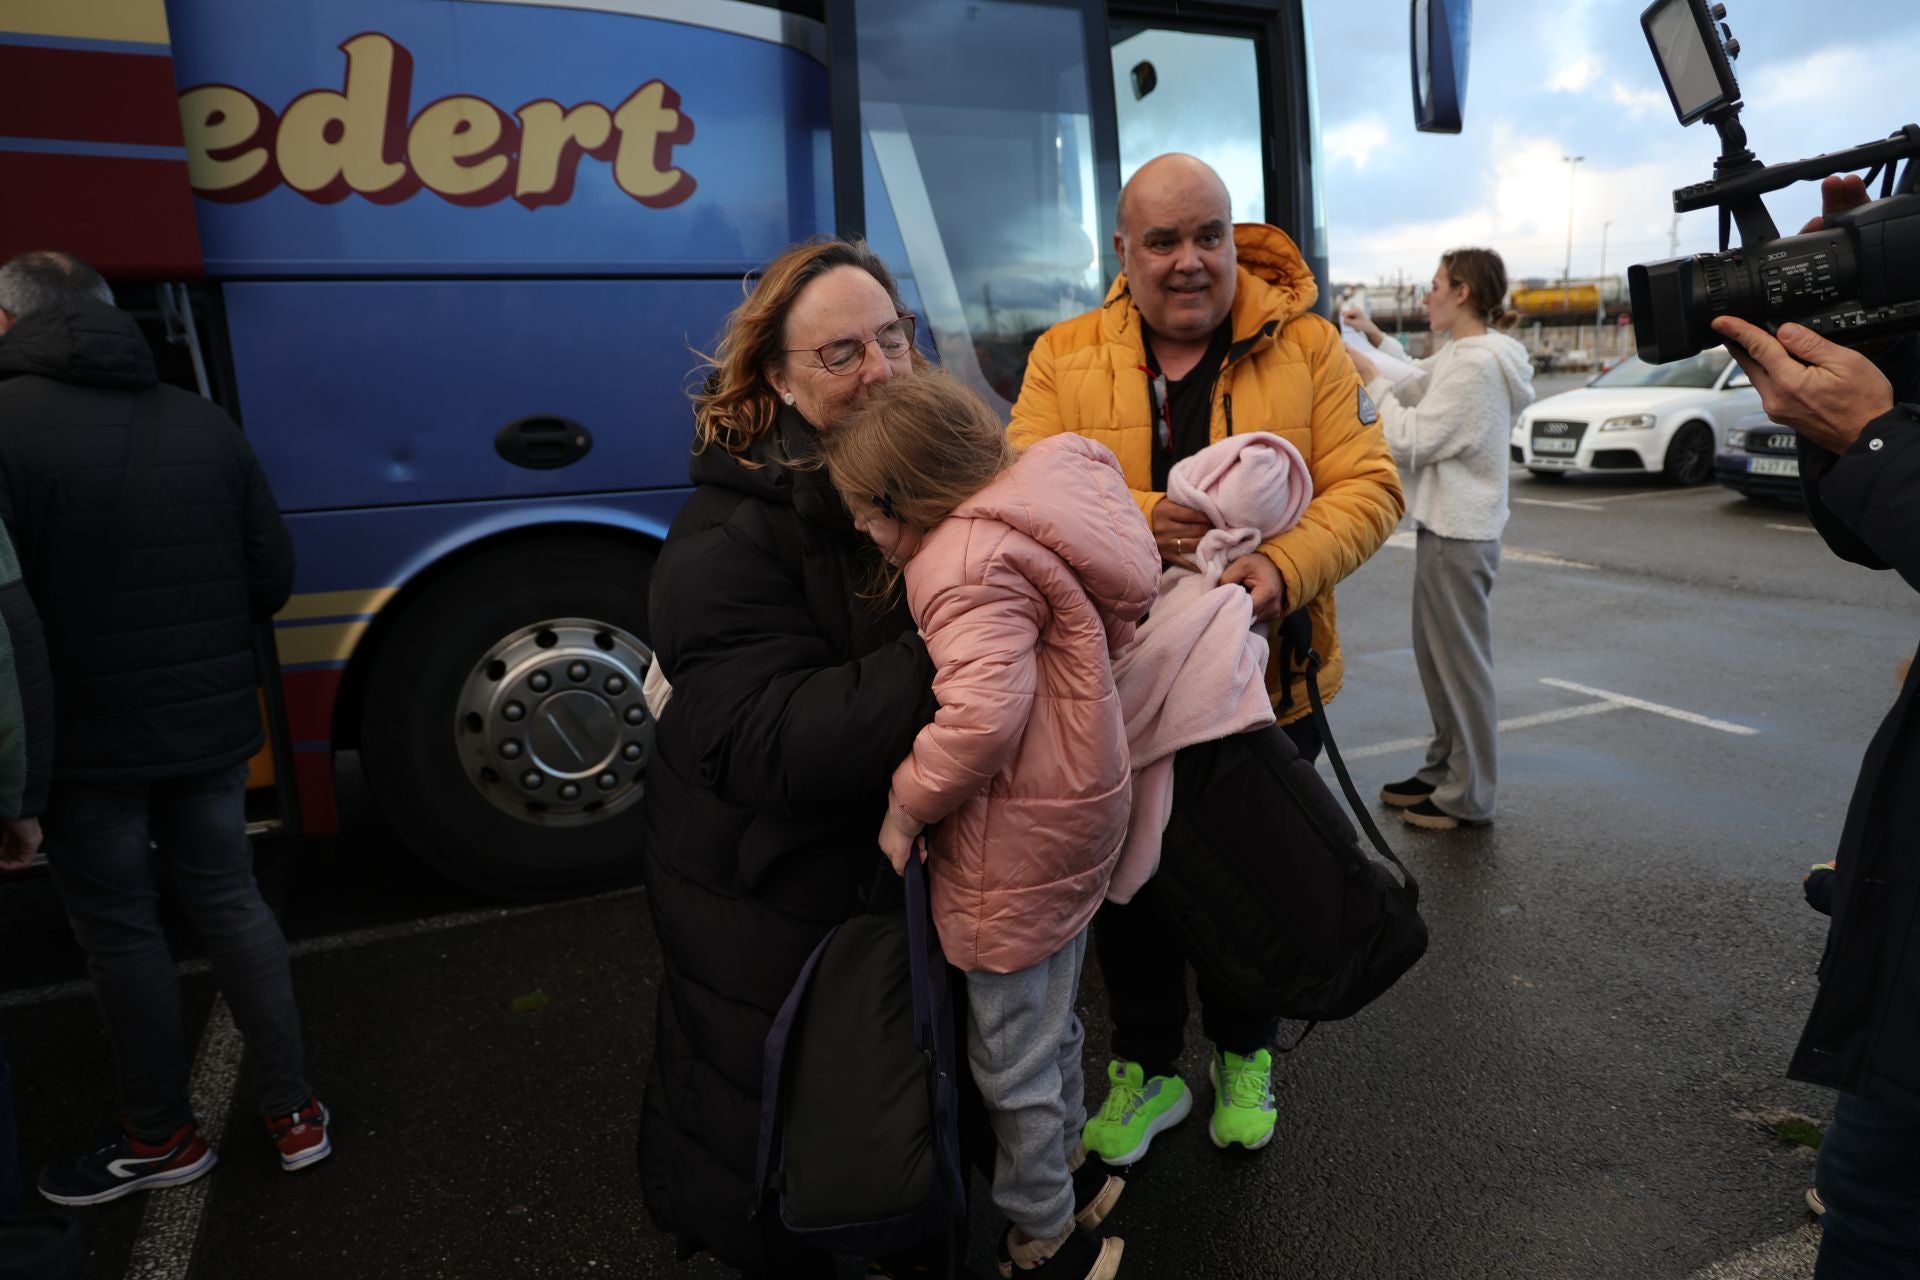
[1510,347,1761,485]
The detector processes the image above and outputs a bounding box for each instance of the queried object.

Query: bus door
[827,0,1329,407]
[1107,5,1329,301]
[0,2,298,839]
[827,0,1121,410]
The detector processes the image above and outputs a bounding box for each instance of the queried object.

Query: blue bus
[1,0,1460,895]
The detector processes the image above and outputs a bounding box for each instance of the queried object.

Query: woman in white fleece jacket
[1343,248,1534,829]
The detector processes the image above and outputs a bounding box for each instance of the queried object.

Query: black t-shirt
[1147,319,1235,490]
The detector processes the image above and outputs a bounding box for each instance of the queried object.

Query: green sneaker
[1208,1048,1277,1151]
[1081,1060,1191,1166]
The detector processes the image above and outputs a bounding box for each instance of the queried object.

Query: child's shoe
[265,1095,332,1172]
[996,1223,1122,1278]
[1066,1144,1123,1228]
[1208,1048,1277,1152]
[38,1120,216,1205]
[1081,1060,1191,1166]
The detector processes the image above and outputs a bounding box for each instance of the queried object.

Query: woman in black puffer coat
[638,239,939,1277]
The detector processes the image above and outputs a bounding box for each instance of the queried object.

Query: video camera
[1627,0,1920,363]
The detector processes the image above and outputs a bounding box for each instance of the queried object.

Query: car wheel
[358,533,658,898]
[1662,422,1716,486]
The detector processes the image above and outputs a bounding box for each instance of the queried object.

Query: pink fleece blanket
[1107,432,1311,903]
[1166,431,1312,586]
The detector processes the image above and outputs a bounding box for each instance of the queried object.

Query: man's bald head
[1115,153,1232,237]
[1113,154,1238,345]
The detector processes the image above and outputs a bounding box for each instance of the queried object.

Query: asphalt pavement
[4,384,1910,1279]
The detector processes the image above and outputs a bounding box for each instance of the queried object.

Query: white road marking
[1504,548,1599,570]
[1514,497,1606,511]
[1515,487,1723,511]
[1766,522,1817,534]
[1539,677,1760,735]
[1686,1225,1821,1279]
[0,886,644,1012]
[1344,699,1625,760]
[1383,531,1597,570]
[123,996,240,1280]
[1586,486,1721,504]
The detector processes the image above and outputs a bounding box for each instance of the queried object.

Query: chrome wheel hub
[456,618,654,826]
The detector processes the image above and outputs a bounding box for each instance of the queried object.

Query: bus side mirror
[1411,0,1471,133]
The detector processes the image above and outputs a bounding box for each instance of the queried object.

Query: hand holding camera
[1711,315,1894,455]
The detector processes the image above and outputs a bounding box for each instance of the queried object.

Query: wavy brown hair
[691,238,925,458]
[1440,247,1522,331]
[821,369,1017,540]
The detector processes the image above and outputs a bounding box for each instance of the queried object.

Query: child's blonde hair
[822,370,1017,538]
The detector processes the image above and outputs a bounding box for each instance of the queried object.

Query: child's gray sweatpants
[964,927,1090,1240]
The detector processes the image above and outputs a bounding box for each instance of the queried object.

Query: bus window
[1111,26,1268,223]
[849,0,1110,412]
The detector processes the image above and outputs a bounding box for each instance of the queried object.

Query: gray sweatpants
[1412,527,1501,821]
[965,928,1090,1240]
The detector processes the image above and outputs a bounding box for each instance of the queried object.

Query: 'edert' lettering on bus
[179,32,696,210]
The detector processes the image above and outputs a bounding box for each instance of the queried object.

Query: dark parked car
[1715,410,1804,503]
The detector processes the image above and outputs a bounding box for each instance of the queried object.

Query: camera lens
[1632,227,1859,363]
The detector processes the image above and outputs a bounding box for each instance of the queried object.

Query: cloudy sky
[1306,0,1920,286]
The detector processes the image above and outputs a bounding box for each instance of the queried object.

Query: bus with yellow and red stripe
[0,0,1462,895]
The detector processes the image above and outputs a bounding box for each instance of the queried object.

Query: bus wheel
[358,536,656,898]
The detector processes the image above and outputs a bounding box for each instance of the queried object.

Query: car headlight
[1727,428,1748,450]
[1598,414,1656,432]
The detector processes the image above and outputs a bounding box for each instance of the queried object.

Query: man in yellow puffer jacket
[1009,153,1404,1165]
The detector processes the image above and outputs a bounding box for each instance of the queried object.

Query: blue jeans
[45,764,311,1140]
[1815,1091,1920,1279]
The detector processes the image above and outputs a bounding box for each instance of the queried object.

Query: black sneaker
[997,1223,1123,1278]
[1402,800,1483,831]
[1069,1147,1124,1229]
[39,1121,217,1206]
[1379,777,1437,808]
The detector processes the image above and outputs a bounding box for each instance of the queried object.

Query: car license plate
[1532,438,1578,455]
[1750,457,1799,477]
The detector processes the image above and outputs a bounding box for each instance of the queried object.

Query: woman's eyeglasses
[787,315,916,377]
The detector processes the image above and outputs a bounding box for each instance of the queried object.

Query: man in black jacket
[0,252,330,1206]
[0,515,57,1250]
[1714,287,1920,1277]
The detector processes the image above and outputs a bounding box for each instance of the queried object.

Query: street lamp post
[1561,154,1584,299]
[1596,219,1611,361]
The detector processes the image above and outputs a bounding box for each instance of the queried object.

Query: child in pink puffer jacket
[823,371,1158,1280]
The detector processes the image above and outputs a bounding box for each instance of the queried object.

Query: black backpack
[755,851,966,1257]
[1148,627,1428,1025]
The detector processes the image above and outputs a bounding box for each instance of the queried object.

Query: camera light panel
[1642,0,1736,126]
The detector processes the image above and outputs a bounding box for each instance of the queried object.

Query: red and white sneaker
[265,1096,331,1172]
[38,1120,217,1206]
